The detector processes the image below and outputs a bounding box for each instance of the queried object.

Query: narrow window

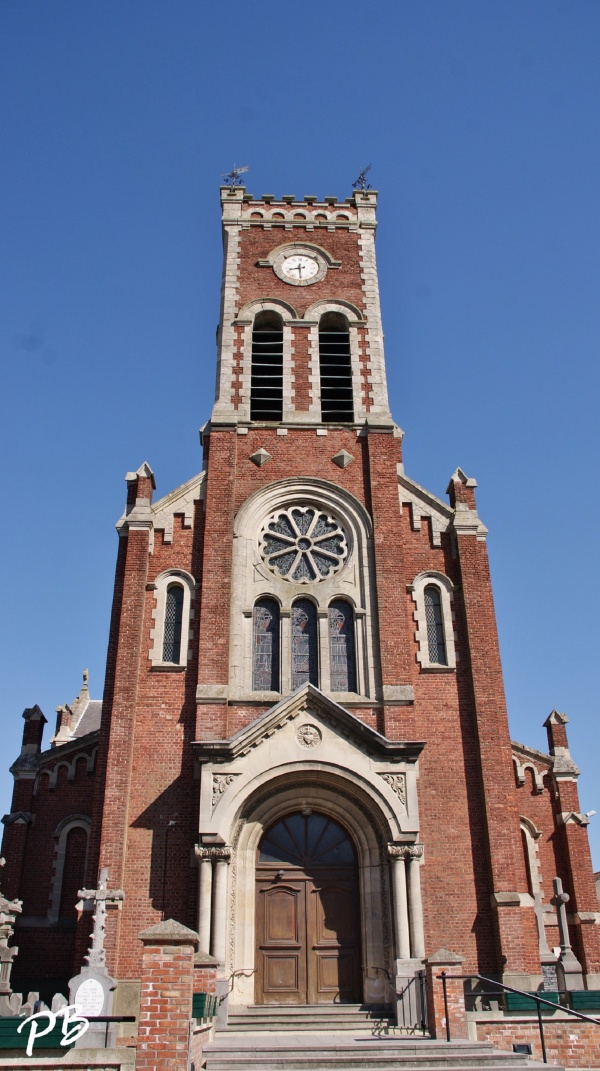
[291,599,318,689]
[424,585,447,665]
[253,598,280,691]
[59,826,88,919]
[319,312,354,422]
[163,584,184,663]
[251,311,283,421]
[328,600,356,692]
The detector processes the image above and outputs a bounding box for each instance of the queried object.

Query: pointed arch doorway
[255,811,362,1004]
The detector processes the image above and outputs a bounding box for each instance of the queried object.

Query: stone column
[388,846,410,960]
[407,845,425,959]
[211,849,231,964]
[195,850,214,954]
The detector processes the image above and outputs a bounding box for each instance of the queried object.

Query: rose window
[260,507,348,583]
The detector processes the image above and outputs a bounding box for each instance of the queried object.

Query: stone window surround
[410,571,457,671]
[149,568,196,668]
[248,593,359,697]
[48,814,91,923]
[233,296,367,424]
[229,478,380,701]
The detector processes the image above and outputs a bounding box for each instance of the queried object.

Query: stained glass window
[252,598,280,691]
[328,600,356,692]
[424,585,447,665]
[291,599,318,689]
[163,584,184,663]
[260,506,347,584]
[259,812,356,866]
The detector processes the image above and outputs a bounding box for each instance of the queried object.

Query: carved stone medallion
[296,724,322,748]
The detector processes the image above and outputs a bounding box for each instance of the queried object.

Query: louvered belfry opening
[251,310,283,421]
[319,312,354,423]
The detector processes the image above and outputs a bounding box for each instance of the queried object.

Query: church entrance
[255,812,361,1004]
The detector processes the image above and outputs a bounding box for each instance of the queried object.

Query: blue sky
[2,1,600,863]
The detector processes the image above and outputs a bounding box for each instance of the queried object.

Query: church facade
[3,184,599,1021]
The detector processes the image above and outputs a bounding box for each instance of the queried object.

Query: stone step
[227,1004,395,1032]
[204,1035,554,1071]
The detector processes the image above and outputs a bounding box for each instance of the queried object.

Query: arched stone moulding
[229,478,380,700]
[194,684,425,1005]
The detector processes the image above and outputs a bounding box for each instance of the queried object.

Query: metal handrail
[438,972,600,1064]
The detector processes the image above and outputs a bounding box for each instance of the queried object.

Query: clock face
[281,254,319,282]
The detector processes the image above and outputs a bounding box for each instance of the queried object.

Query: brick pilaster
[424,948,467,1040]
[545,711,600,977]
[449,469,538,980]
[94,464,155,968]
[137,918,198,1071]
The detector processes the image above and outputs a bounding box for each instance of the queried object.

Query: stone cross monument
[69,867,124,1046]
[551,876,584,991]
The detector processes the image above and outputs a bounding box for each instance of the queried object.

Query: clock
[269,246,328,286]
[281,254,319,283]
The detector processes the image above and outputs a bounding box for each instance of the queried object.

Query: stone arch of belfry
[222,766,396,1007]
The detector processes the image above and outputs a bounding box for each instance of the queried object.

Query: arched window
[424,585,447,665]
[163,584,184,663]
[59,826,88,919]
[252,598,280,691]
[328,600,356,692]
[319,312,353,423]
[291,599,318,689]
[251,311,283,421]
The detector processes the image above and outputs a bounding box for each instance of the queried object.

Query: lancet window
[163,584,184,663]
[291,599,318,689]
[424,585,447,665]
[252,598,280,691]
[251,311,283,421]
[328,599,356,692]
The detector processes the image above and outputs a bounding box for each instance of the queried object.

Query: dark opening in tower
[251,310,283,421]
[319,312,354,423]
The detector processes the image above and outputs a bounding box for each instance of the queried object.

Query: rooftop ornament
[352,164,373,191]
[222,164,249,187]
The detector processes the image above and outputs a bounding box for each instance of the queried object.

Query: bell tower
[211,184,393,428]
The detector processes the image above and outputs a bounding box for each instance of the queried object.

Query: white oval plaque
[75,977,105,1017]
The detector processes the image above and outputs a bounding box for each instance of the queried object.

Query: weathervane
[352,164,372,191]
[222,164,249,187]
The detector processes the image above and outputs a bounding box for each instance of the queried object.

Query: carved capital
[387,842,423,861]
[195,845,232,863]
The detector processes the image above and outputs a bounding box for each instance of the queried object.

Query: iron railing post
[441,970,451,1042]
[536,1001,548,1063]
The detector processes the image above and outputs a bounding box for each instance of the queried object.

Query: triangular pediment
[193,683,424,764]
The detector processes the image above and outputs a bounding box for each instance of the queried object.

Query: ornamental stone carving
[296,724,322,748]
[212,773,239,811]
[195,846,232,863]
[379,772,407,807]
[387,843,424,861]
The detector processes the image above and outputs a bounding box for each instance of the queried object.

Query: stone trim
[48,815,91,923]
[410,571,457,670]
[149,569,196,668]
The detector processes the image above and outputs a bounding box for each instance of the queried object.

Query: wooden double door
[255,813,362,1005]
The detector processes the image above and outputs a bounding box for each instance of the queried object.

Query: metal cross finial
[352,164,372,191]
[221,164,249,187]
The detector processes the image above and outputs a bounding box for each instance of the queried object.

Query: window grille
[319,312,354,423]
[252,598,280,691]
[251,311,283,421]
[328,600,357,692]
[291,599,318,689]
[424,586,447,665]
[163,584,184,663]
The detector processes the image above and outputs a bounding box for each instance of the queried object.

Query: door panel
[308,880,361,1004]
[256,882,306,1004]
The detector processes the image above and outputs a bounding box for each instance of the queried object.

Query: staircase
[203,1005,558,1071]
